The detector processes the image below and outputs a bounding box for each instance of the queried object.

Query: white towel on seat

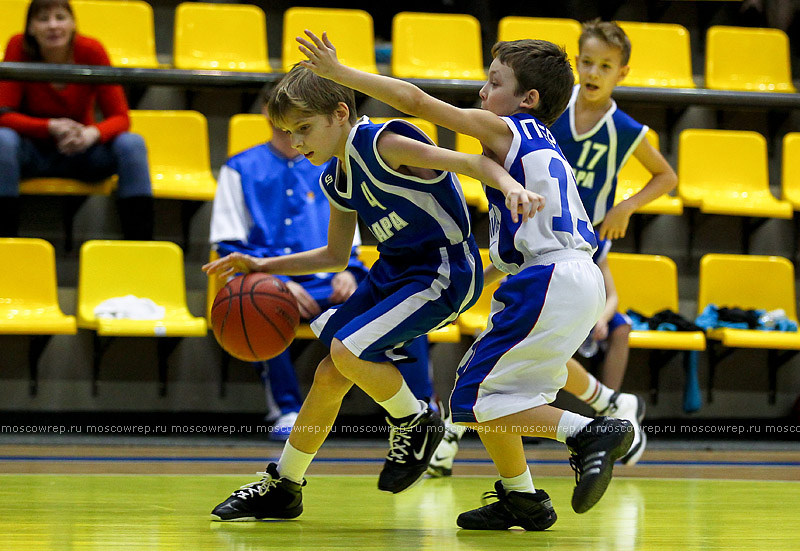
[94,295,166,320]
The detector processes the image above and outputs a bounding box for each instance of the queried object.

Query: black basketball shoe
[457,481,557,531]
[210,462,305,521]
[567,417,634,514]
[378,405,445,493]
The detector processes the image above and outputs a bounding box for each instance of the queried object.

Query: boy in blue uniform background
[204,65,543,522]
[210,107,433,440]
[552,19,677,466]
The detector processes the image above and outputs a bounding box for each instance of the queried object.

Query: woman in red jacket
[0,0,153,239]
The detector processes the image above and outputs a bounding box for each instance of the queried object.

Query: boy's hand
[296,30,342,79]
[202,252,263,279]
[286,280,322,319]
[504,187,545,224]
[598,202,634,240]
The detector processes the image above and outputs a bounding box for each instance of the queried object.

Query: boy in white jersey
[551,19,677,467]
[203,65,544,522]
[298,32,633,529]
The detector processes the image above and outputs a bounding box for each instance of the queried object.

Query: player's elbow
[661,166,678,193]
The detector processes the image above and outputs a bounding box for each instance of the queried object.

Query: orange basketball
[211,273,300,361]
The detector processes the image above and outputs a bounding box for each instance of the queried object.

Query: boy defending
[204,65,544,521]
[551,19,678,466]
[298,32,633,529]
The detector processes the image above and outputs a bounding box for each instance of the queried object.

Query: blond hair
[267,65,357,127]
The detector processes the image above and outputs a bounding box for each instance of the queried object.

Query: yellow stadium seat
[129,110,216,247]
[705,26,796,92]
[0,238,77,395]
[607,252,705,404]
[615,129,682,216]
[0,0,27,59]
[678,129,790,217]
[617,21,695,88]
[368,117,438,144]
[498,16,580,80]
[227,113,273,157]
[282,7,377,74]
[607,253,705,351]
[78,240,207,395]
[678,129,791,256]
[391,12,486,80]
[129,110,216,201]
[782,132,800,210]
[454,133,489,212]
[173,2,271,72]
[698,254,800,403]
[71,0,159,68]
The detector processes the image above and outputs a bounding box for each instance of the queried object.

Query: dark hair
[267,64,357,127]
[579,19,631,66]
[490,39,573,127]
[23,0,75,61]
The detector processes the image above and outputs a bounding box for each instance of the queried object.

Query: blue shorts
[311,239,482,363]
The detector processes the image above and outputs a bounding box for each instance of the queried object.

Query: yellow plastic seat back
[498,16,580,80]
[617,21,695,88]
[606,253,679,316]
[705,26,795,92]
[698,254,796,320]
[71,0,159,68]
[129,110,216,201]
[782,133,800,209]
[282,7,377,74]
[228,113,272,157]
[78,240,206,335]
[0,238,76,334]
[615,129,682,215]
[173,2,270,71]
[678,129,791,217]
[0,0,27,60]
[369,117,438,144]
[454,133,489,212]
[391,12,486,80]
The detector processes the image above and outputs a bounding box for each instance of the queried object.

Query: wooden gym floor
[1,439,799,550]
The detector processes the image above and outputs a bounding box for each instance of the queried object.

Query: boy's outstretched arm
[599,138,677,240]
[297,31,510,156]
[377,132,544,224]
[203,208,358,279]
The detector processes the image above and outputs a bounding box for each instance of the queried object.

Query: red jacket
[0,33,130,143]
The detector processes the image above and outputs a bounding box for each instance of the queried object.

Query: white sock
[501,467,535,494]
[377,379,424,419]
[578,373,615,413]
[555,411,593,443]
[277,441,316,484]
[448,422,468,439]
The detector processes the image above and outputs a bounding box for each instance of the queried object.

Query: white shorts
[450,259,605,423]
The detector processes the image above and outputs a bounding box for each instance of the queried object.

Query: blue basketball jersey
[551,85,648,225]
[486,113,597,275]
[318,117,472,256]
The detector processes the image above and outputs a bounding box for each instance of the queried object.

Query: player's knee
[612,323,632,340]
[329,339,358,376]
[313,355,351,391]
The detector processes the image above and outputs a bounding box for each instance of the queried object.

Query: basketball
[211,273,300,362]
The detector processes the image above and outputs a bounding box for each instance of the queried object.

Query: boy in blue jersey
[298,32,633,529]
[203,65,545,522]
[552,19,678,467]
[210,109,435,440]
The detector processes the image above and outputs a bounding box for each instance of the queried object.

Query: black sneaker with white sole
[378,405,445,493]
[457,481,557,531]
[567,417,634,514]
[211,462,305,521]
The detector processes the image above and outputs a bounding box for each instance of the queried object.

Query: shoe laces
[386,420,415,464]
[233,470,278,499]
